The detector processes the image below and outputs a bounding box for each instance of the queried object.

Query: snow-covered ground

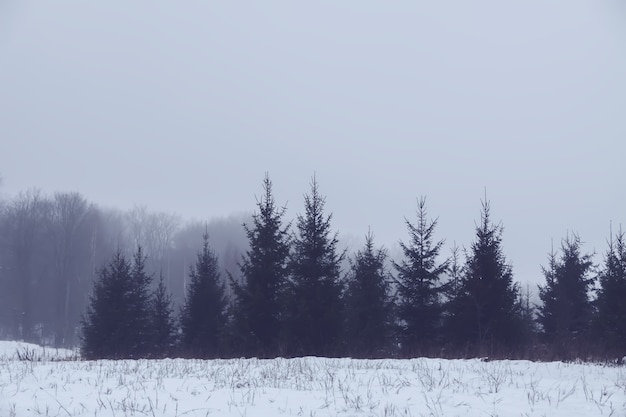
[0,341,624,417]
[0,340,77,362]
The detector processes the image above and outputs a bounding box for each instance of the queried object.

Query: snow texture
[0,341,624,416]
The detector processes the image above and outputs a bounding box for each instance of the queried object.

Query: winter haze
[1,1,625,285]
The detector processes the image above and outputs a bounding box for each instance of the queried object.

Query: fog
[1,2,625,295]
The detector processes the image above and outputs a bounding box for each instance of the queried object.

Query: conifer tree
[81,251,134,359]
[536,244,559,342]
[446,200,521,356]
[81,248,154,359]
[595,229,626,357]
[445,244,463,302]
[180,232,226,358]
[344,231,393,358]
[537,234,594,358]
[393,197,448,355]
[283,177,344,356]
[230,174,290,357]
[127,246,153,357]
[151,275,176,358]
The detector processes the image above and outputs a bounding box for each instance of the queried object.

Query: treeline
[79,175,626,361]
[0,188,248,348]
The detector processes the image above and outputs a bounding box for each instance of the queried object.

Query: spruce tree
[81,251,134,359]
[596,229,626,358]
[81,247,154,359]
[180,232,226,358]
[536,244,559,343]
[230,174,290,357]
[446,200,521,356]
[283,177,344,357]
[537,234,594,358]
[445,244,463,302]
[393,197,448,355]
[344,231,393,358]
[127,246,153,357]
[151,275,176,358]
[595,229,626,358]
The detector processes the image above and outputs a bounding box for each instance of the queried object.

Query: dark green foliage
[344,232,394,358]
[180,232,226,358]
[230,175,290,357]
[127,247,153,357]
[446,200,521,356]
[595,230,626,357]
[445,244,463,302]
[81,251,131,359]
[282,177,345,357]
[81,250,153,359]
[537,234,594,358]
[150,275,177,358]
[393,197,448,355]
[537,246,559,340]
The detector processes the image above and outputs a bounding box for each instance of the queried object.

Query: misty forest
[0,175,624,362]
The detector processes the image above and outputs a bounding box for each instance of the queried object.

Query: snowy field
[0,341,624,417]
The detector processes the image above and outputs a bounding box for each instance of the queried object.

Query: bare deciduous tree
[3,189,49,342]
[125,205,180,278]
[48,192,94,347]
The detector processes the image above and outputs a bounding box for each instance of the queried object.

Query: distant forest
[0,175,624,361]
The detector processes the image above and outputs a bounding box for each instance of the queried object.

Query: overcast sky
[1,1,625,285]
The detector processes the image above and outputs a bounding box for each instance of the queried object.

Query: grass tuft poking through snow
[0,341,624,416]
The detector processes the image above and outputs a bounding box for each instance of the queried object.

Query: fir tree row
[81,175,626,361]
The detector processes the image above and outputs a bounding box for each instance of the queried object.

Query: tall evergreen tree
[445,244,463,302]
[344,231,393,358]
[180,232,226,358]
[536,243,559,343]
[446,200,521,356]
[596,229,626,358]
[595,228,626,357]
[393,197,448,355]
[282,177,344,357]
[81,251,134,359]
[81,247,154,359]
[150,275,177,358]
[537,234,594,358]
[127,246,153,357]
[230,174,290,357]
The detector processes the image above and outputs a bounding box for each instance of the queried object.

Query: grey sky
[1,1,625,285]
